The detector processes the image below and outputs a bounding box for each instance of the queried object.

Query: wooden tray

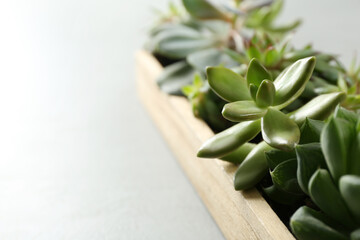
[135,50,295,240]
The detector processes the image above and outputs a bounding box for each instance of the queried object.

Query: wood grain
[135,50,295,240]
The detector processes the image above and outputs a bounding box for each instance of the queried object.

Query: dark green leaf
[273,57,316,108]
[295,143,327,195]
[334,106,359,125]
[262,108,300,151]
[266,149,296,170]
[255,79,276,107]
[299,118,325,144]
[321,117,355,183]
[263,184,303,205]
[207,67,251,102]
[234,141,273,190]
[246,58,272,87]
[222,101,267,122]
[197,120,261,158]
[339,175,360,224]
[290,206,348,240]
[271,159,303,194]
[348,132,360,176]
[309,169,355,228]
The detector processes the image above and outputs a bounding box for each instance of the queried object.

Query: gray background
[0,0,359,239]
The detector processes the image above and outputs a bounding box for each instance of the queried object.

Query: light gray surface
[0,0,359,239]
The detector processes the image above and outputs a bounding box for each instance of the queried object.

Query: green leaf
[197,120,261,158]
[261,0,283,25]
[157,61,195,94]
[262,108,300,151]
[222,101,267,122]
[264,47,280,67]
[220,143,256,164]
[182,0,228,20]
[348,131,360,176]
[339,175,360,224]
[334,106,359,125]
[264,20,301,34]
[321,117,355,183]
[234,141,273,190]
[295,143,327,195]
[309,169,355,228]
[187,48,236,72]
[249,84,258,101]
[290,206,348,240]
[255,79,276,107]
[246,46,262,62]
[273,57,316,108]
[207,67,251,102]
[265,148,296,170]
[289,92,346,126]
[263,184,303,205]
[271,159,303,194]
[246,58,272,87]
[299,118,325,144]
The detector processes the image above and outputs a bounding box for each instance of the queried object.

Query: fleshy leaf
[270,159,303,194]
[265,148,296,170]
[299,118,325,144]
[207,67,251,102]
[339,175,360,224]
[273,57,316,108]
[246,58,272,87]
[249,84,258,101]
[182,0,228,20]
[321,117,355,183]
[334,106,359,125]
[262,108,300,151]
[309,169,356,228]
[197,120,261,158]
[348,131,360,176]
[290,206,348,240]
[255,79,276,107]
[234,141,272,190]
[263,185,303,205]
[220,143,255,164]
[295,143,327,195]
[222,101,267,122]
[289,92,346,126]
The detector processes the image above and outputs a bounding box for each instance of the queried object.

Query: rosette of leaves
[197,57,346,190]
[147,0,299,94]
[289,107,360,240]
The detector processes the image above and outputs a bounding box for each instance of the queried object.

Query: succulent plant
[289,107,360,240]
[197,56,346,189]
[147,0,299,95]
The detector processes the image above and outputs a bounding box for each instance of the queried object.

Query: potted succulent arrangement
[137,0,360,239]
